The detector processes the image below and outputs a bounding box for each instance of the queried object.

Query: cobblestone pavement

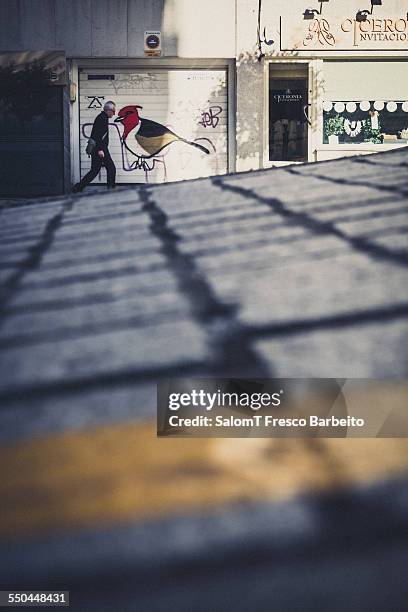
[0,149,407,610]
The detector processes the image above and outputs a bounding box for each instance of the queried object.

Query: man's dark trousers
[79,149,116,189]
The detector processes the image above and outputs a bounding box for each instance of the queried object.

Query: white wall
[0,0,236,58]
[235,0,264,172]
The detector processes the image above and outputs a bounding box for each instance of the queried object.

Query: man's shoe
[72,183,83,193]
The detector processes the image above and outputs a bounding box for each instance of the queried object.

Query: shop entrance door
[269,75,308,162]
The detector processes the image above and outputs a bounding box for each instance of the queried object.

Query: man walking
[73,101,116,192]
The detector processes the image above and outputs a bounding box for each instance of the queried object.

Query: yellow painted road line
[0,421,408,538]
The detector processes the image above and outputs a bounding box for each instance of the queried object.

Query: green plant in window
[363,117,383,144]
[325,114,344,137]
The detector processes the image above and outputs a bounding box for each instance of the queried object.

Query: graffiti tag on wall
[197,105,223,128]
[109,73,160,95]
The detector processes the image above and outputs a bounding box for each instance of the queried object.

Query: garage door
[79,68,228,184]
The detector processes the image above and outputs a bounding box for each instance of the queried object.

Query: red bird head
[114,105,143,140]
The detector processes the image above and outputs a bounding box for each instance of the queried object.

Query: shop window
[323,100,408,145]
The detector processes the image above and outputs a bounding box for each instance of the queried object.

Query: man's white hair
[103,100,116,111]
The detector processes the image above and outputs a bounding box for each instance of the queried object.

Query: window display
[323,100,408,145]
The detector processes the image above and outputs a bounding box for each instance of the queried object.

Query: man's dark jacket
[90,111,109,151]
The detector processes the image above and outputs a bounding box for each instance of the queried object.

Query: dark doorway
[0,87,64,197]
[269,74,308,162]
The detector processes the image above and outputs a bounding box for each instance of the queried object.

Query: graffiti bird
[114,105,210,158]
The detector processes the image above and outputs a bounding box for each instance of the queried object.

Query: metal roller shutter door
[79,68,228,184]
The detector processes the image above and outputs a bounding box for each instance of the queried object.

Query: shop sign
[144,31,162,57]
[280,13,408,50]
[273,92,303,103]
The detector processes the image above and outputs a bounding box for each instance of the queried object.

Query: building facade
[0,0,407,195]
